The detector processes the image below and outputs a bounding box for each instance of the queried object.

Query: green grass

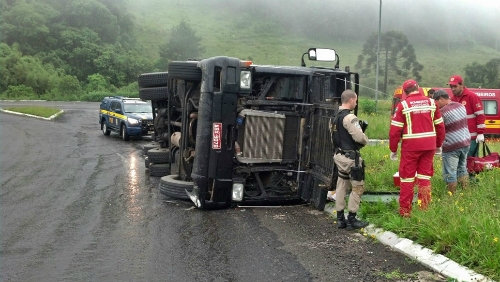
[359,99,393,140]
[3,106,62,118]
[359,141,500,280]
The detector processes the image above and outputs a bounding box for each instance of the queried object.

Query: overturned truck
[138,48,360,210]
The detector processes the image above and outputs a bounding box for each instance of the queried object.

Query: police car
[99,96,154,141]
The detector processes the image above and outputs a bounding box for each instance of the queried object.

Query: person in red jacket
[448,75,486,157]
[389,79,445,217]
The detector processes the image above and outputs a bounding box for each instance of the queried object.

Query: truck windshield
[124,103,152,113]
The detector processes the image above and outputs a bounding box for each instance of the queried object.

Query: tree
[86,73,112,92]
[355,31,424,97]
[0,43,55,97]
[157,21,205,69]
[65,0,120,44]
[0,0,59,55]
[464,58,500,89]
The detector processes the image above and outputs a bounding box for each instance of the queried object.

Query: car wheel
[149,163,170,177]
[145,156,150,169]
[102,122,111,136]
[159,174,193,200]
[121,124,130,141]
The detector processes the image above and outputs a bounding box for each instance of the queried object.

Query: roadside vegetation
[3,106,61,118]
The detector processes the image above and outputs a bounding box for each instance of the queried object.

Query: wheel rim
[122,125,125,139]
[103,123,107,134]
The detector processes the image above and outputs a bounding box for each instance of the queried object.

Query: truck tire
[149,163,170,177]
[143,142,159,154]
[168,61,202,81]
[139,87,169,101]
[147,148,170,163]
[159,174,193,200]
[138,72,168,88]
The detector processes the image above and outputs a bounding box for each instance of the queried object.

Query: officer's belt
[336,149,359,160]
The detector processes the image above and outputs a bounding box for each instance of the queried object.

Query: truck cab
[139,48,361,210]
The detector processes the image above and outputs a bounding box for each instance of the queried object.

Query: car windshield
[123,103,152,113]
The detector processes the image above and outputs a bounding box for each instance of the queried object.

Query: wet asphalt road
[0,101,446,282]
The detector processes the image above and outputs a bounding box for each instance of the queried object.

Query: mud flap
[300,174,327,211]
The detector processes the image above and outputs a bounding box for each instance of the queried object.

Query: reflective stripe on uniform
[391,120,404,127]
[400,100,438,140]
[433,117,443,124]
[402,132,436,139]
[416,174,431,180]
[401,177,415,183]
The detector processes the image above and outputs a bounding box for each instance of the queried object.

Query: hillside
[1,0,498,100]
[128,0,500,98]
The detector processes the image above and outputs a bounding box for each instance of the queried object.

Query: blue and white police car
[99,96,154,141]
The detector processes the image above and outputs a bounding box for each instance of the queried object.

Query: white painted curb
[324,204,495,282]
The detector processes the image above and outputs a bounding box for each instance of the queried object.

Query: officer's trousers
[334,153,364,213]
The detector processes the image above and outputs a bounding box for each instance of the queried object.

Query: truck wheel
[139,86,169,101]
[149,163,170,177]
[168,61,202,81]
[121,124,130,141]
[145,156,150,169]
[102,122,111,136]
[147,148,170,163]
[138,72,168,88]
[159,174,193,200]
[143,143,159,154]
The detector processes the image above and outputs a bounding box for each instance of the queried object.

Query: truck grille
[237,110,291,163]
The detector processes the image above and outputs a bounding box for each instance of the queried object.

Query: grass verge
[3,106,62,118]
[360,141,500,280]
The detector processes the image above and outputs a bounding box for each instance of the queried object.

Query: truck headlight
[232,182,244,201]
[128,117,139,125]
[240,71,251,89]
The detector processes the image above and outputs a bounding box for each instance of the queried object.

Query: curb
[323,203,495,282]
[0,109,64,121]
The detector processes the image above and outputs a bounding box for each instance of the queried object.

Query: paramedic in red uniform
[448,75,486,157]
[389,79,445,217]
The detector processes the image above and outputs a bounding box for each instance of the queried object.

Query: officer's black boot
[337,210,347,229]
[346,212,369,230]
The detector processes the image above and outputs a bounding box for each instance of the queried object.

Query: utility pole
[375,0,382,112]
